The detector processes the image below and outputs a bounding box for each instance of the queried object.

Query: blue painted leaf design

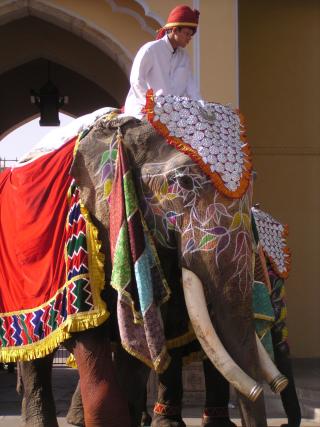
[185,239,196,252]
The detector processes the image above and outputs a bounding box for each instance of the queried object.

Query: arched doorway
[0,15,130,137]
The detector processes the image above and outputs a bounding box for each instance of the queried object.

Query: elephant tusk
[255,335,288,393]
[182,268,263,402]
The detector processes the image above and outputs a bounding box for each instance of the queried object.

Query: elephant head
[71,96,287,426]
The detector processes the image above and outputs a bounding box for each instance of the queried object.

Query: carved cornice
[105,0,161,36]
[134,0,164,26]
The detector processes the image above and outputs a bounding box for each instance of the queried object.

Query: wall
[239,0,320,357]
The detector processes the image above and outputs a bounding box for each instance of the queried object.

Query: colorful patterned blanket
[109,131,171,372]
[0,136,107,362]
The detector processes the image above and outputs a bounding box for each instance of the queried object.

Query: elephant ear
[70,116,136,228]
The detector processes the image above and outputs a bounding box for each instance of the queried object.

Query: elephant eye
[177,175,193,190]
[167,173,176,185]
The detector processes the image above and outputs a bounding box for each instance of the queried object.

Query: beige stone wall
[200,0,238,105]
[239,0,320,357]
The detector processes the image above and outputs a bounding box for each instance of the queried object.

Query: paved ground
[0,359,319,426]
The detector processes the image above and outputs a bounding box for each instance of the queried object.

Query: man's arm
[129,45,153,100]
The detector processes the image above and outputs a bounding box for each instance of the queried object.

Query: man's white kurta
[124,35,201,118]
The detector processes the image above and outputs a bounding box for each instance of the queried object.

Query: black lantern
[30,62,68,126]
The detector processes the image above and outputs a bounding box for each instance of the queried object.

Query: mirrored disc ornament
[167,121,176,132]
[209,145,220,155]
[199,147,209,157]
[186,126,195,135]
[208,154,217,165]
[160,113,170,124]
[216,162,225,173]
[227,181,237,191]
[225,162,234,172]
[182,99,191,108]
[194,131,205,141]
[187,115,198,125]
[169,111,181,122]
[196,122,208,131]
[222,172,232,183]
[157,96,165,105]
[177,119,187,128]
[180,109,190,119]
[200,138,211,149]
[173,128,184,138]
[190,107,199,116]
[163,103,173,114]
[154,106,163,115]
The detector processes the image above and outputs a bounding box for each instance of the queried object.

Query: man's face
[172,27,194,48]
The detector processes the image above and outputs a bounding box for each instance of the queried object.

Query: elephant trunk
[182,268,263,402]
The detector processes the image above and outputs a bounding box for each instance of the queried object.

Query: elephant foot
[66,381,85,426]
[24,416,59,427]
[151,404,185,427]
[201,407,236,427]
[202,418,236,427]
[141,410,152,426]
[66,411,85,427]
[280,424,301,427]
[151,413,186,427]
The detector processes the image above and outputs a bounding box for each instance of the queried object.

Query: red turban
[156,5,200,40]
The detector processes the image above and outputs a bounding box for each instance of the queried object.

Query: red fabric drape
[0,139,75,313]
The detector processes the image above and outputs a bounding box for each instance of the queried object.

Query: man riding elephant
[124,4,201,119]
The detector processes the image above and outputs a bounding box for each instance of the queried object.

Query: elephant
[0,94,288,427]
[251,205,301,427]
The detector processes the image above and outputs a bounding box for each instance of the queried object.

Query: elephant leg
[65,325,130,427]
[16,362,26,424]
[114,345,150,427]
[66,379,85,427]
[151,355,185,427]
[19,353,58,427]
[236,392,267,427]
[273,342,301,427]
[141,385,153,426]
[201,359,236,427]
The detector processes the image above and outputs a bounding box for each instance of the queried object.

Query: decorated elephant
[0,93,288,427]
[251,205,301,427]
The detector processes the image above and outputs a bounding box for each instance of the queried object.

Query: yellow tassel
[166,323,196,349]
